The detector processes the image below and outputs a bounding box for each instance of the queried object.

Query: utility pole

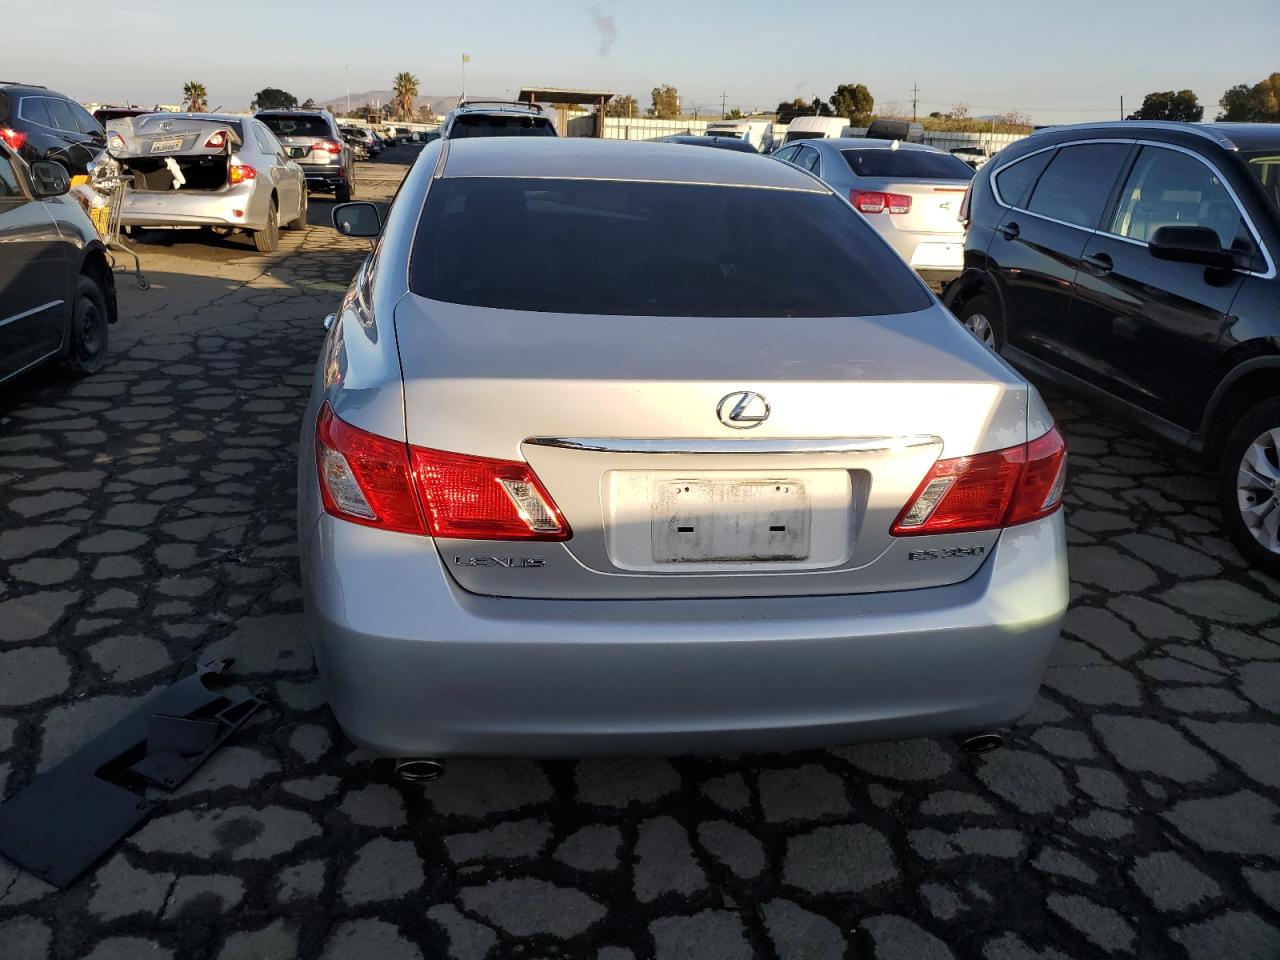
[1120,95,1124,119]
[911,81,919,121]
[345,65,350,117]
[720,90,728,119]
[461,53,471,102]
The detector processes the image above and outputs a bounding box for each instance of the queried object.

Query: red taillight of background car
[229,164,256,184]
[958,182,973,224]
[204,131,227,149]
[852,190,912,215]
[891,426,1067,536]
[314,140,342,154]
[315,403,570,541]
[0,127,27,151]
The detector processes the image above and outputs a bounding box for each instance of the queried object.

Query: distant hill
[318,90,506,117]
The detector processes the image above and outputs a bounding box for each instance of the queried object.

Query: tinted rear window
[1026,143,1131,228]
[410,177,931,317]
[450,114,555,138]
[259,115,331,138]
[993,150,1052,207]
[1244,151,1280,216]
[842,149,974,181]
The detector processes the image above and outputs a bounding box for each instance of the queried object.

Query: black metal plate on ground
[0,660,262,888]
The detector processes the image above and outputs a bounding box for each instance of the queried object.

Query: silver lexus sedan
[298,137,1068,768]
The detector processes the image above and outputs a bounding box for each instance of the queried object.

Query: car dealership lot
[0,149,1278,959]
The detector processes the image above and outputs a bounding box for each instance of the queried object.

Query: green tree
[300,97,317,110]
[250,88,296,111]
[417,104,436,123]
[775,97,830,123]
[606,94,640,118]
[649,85,679,119]
[830,83,874,124]
[726,108,744,120]
[1127,89,1203,122]
[181,81,208,113]
[1217,73,1280,121]
[392,71,420,122]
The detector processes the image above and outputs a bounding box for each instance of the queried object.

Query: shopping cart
[87,167,149,291]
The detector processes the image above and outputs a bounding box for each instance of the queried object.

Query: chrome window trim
[524,436,942,455]
[989,136,1275,279]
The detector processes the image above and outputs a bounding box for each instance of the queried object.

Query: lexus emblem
[717,391,770,429]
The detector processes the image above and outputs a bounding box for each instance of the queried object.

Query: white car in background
[780,115,851,145]
[704,119,774,152]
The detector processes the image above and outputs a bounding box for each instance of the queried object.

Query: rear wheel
[61,276,109,378]
[957,294,1003,351]
[1220,397,1280,577]
[253,201,279,252]
[336,180,352,204]
[286,189,307,230]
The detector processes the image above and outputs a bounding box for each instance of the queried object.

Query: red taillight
[229,164,256,184]
[891,426,1066,536]
[204,130,228,149]
[314,140,341,154]
[852,190,912,215]
[315,403,570,541]
[411,447,570,541]
[0,127,26,151]
[316,403,426,534]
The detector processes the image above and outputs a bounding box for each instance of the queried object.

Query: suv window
[18,96,52,128]
[842,149,974,180]
[1110,146,1247,249]
[1026,142,1130,228]
[259,115,332,138]
[0,151,22,198]
[43,97,78,133]
[67,101,103,136]
[449,114,555,138]
[1243,151,1280,217]
[993,150,1052,208]
[410,177,931,317]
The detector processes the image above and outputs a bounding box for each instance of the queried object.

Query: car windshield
[842,149,975,180]
[450,114,555,138]
[1244,151,1280,216]
[259,115,331,138]
[410,177,931,317]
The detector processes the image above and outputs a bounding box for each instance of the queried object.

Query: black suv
[256,110,355,202]
[0,82,107,176]
[944,121,1280,573]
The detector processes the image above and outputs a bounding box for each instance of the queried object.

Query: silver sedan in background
[773,138,975,285]
[299,138,1067,770]
[107,113,307,252]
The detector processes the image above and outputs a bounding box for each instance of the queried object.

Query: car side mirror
[332,201,381,238]
[289,146,308,160]
[29,160,70,198]
[1149,225,1241,271]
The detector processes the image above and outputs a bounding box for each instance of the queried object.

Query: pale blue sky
[4,0,1275,122]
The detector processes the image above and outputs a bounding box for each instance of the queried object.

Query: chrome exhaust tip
[394,758,446,782]
[957,732,1004,756]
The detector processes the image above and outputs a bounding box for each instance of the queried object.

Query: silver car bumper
[119,186,266,231]
[301,508,1068,758]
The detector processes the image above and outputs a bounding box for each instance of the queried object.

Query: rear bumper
[119,186,265,230]
[301,511,1069,757]
[300,163,347,190]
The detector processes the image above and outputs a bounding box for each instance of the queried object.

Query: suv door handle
[998,221,1020,240]
[1082,252,1114,275]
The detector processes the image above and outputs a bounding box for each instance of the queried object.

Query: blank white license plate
[912,242,963,267]
[651,479,811,563]
[149,138,183,153]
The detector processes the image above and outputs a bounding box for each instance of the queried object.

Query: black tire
[957,294,1004,351]
[61,276,109,378]
[253,201,279,253]
[335,181,352,204]
[1218,396,1280,577]
[285,190,307,230]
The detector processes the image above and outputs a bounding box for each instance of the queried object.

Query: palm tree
[392,72,419,122]
[182,81,208,113]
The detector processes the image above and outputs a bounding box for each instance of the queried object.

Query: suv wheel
[957,295,1004,351]
[253,201,279,253]
[1220,396,1280,576]
[61,276,109,377]
[336,180,352,204]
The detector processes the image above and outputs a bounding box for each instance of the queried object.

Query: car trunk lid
[393,296,1029,600]
[858,177,969,235]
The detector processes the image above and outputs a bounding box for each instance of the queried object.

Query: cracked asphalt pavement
[0,146,1278,960]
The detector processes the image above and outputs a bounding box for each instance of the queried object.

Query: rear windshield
[842,150,975,181]
[409,177,931,317]
[1244,151,1280,216]
[450,114,555,138]
[784,131,823,142]
[259,115,331,138]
